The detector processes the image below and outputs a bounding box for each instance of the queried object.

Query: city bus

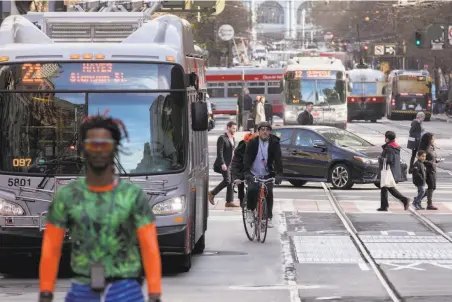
[282,56,348,129]
[347,68,386,122]
[206,67,284,117]
[0,12,208,274]
[385,70,432,121]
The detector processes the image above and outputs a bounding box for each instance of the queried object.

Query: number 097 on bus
[12,158,32,167]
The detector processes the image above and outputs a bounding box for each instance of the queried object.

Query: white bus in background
[282,56,348,129]
[206,67,284,117]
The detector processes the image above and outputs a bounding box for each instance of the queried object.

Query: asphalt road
[1,116,452,302]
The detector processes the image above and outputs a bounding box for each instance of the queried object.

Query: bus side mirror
[191,101,208,131]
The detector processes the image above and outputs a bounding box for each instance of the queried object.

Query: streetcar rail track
[321,182,402,302]
[322,179,452,302]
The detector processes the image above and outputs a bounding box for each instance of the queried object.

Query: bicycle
[237,177,275,243]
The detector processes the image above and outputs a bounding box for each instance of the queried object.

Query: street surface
[1,116,452,301]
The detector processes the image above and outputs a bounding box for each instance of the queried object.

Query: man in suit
[298,102,314,125]
[208,121,240,207]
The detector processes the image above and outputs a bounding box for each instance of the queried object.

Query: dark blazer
[298,110,313,125]
[243,134,283,178]
[213,133,235,173]
[407,119,423,150]
[412,160,426,186]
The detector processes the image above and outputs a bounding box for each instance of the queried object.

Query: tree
[186,1,250,65]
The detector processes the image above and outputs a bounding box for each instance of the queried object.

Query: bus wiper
[36,133,79,189]
[114,155,128,176]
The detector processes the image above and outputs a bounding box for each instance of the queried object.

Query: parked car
[274,126,408,189]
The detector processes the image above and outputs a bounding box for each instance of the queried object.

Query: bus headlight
[0,199,25,216]
[152,196,186,216]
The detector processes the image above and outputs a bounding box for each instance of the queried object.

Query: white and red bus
[206,67,284,117]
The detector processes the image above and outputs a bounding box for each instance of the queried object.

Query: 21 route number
[13,158,32,167]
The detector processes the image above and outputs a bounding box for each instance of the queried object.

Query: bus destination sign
[292,70,337,79]
[70,63,127,84]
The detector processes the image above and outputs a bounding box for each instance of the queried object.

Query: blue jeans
[413,185,425,204]
[65,279,145,302]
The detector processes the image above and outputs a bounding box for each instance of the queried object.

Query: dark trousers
[426,173,436,205]
[413,185,425,204]
[246,176,274,219]
[409,149,417,170]
[211,169,234,203]
[237,182,245,205]
[380,186,407,209]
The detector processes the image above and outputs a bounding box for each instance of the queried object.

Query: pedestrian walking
[39,113,162,302]
[230,132,257,207]
[251,95,261,127]
[377,131,410,212]
[411,150,427,210]
[241,88,253,131]
[407,112,425,172]
[254,96,266,126]
[208,121,240,207]
[419,132,441,210]
[298,102,314,125]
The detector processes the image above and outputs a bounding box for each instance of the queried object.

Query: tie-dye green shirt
[46,178,155,279]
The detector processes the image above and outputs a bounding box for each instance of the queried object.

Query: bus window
[268,81,282,94]
[207,83,225,98]
[248,81,265,94]
[227,82,243,97]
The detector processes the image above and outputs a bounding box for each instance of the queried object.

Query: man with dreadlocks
[38,112,162,302]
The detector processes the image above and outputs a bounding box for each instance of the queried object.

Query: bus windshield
[350,82,378,95]
[286,79,346,106]
[0,62,187,175]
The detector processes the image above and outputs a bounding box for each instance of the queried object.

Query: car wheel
[193,233,205,254]
[288,180,308,187]
[370,119,377,123]
[330,163,353,189]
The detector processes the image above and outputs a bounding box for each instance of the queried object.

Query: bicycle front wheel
[242,198,256,241]
[257,197,269,243]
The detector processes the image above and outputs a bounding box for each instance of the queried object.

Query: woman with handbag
[419,132,441,210]
[407,112,425,172]
[378,131,410,212]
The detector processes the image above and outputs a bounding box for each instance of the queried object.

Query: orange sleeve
[39,222,65,292]
[137,223,162,295]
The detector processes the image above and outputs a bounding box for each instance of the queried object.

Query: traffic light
[363,44,369,51]
[415,31,422,47]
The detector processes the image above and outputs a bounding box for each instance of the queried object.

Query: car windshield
[0,62,187,175]
[318,128,373,147]
[286,78,346,106]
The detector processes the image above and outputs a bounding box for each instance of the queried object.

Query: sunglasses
[83,139,115,152]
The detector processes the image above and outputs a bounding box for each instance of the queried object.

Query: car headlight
[354,156,378,165]
[0,199,25,216]
[152,196,186,216]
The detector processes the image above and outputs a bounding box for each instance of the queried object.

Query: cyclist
[243,121,282,228]
[39,113,162,302]
[230,132,257,206]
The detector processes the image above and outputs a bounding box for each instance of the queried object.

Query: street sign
[374,44,396,56]
[374,45,384,55]
[385,44,396,55]
[218,24,234,41]
[427,24,444,41]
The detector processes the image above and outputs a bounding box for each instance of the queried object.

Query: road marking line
[278,203,302,302]
[316,297,342,300]
[229,285,325,290]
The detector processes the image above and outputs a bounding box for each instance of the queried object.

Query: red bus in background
[206,67,284,117]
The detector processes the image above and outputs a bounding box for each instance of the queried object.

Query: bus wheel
[370,119,377,123]
[193,234,205,254]
[178,253,192,272]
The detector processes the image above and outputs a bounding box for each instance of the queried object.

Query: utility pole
[356,23,361,61]
[402,40,406,69]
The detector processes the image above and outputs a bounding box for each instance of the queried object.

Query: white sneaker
[246,211,254,223]
[267,219,274,228]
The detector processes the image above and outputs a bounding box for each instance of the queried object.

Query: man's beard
[87,160,110,174]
